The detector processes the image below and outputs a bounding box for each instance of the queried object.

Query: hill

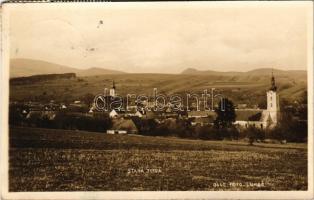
[9,71,307,106]
[181,67,307,79]
[181,68,243,76]
[10,58,126,77]
[10,73,76,85]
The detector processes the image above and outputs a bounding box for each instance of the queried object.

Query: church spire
[270,68,277,91]
[112,80,116,89]
[109,80,116,97]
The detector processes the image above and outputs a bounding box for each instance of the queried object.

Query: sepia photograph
[1,1,313,199]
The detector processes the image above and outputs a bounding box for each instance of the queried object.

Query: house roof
[111,118,138,132]
[193,117,215,124]
[188,110,216,117]
[144,111,158,119]
[109,109,118,116]
[235,109,262,121]
[26,111,56,120]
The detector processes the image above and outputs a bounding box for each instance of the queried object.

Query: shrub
[267,121,307,143]
[244,126,265,145]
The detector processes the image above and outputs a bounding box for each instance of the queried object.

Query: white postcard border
[1,1,313,200]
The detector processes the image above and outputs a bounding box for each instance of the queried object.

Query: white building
[109,80,116,97]
[109,109,118,118]
[234,72,279,129]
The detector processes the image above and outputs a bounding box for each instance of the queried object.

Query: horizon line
[10,58,308,74]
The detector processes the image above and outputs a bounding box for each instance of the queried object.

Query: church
[234,72,279,129]
[89,80,118,113]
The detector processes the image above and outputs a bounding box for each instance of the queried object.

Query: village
[9,73,282,138]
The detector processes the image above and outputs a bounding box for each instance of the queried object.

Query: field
[9,127,307,191]
[10,72,307,105]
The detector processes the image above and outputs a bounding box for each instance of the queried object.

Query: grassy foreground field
[9,127,307,191]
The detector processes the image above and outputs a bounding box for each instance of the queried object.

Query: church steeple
[266,69,279,128]
[112,80,116,90]
[109,80,116,97]
[270,69,277,91]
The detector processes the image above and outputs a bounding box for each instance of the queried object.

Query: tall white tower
[109,80,116,97]
[266,70,279,126]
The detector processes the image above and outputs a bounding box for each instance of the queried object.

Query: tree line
[9,95,307,143]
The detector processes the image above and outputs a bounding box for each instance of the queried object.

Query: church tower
[266,70,279,127]
[109,80,116,97]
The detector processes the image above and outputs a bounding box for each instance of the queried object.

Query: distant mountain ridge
[10,58,126,78]
[10,58,307,78]
[181,67,307,76]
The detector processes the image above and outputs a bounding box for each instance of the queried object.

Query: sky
[8,2,312,73]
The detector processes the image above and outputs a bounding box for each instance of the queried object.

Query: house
[123,110,143,118]
[188,110,216,118]
[109,109,118,118]
[234,109,266,129]
[144,111,159,119]
[106,129,127,134]
[191,115,216,126]
[134,111,143,118]
[237,104,247,109]
[26,111,56,121]
[107,118,138,134]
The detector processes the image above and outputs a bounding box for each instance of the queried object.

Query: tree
[194,125,221,140]
[9,104,27,126]
[246,126,265,145]
[297,91,307,121]
[270,95,308,143]
[214,98,236,129]
[82,93,95,106]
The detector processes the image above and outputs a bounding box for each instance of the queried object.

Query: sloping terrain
[10,58,125,77]
[9,127,307,191]
[181,67,306,79]
[9,72,307,105]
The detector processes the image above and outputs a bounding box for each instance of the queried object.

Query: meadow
[9,72,307,106]
[9,127,307,191]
